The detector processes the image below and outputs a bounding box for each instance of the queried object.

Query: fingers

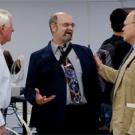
[94,53,102,69]
[35,88,43,105]
[42,95,56,104]
[15,59,21,68]
[35,88,56,105]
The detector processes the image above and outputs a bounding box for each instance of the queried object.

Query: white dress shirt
[0,45,11,126]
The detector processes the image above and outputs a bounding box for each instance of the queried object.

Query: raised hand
[94,53,103,69]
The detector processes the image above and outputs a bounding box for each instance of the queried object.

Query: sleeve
[0,111,5,127]
[126,80,135,135]
[24,53,39,105]
[127,111,135,135]
[98,64,118,83]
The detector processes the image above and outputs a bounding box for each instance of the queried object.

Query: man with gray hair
[0,9,14,135]
[24,11,101,134]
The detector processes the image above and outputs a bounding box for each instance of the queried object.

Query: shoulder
[72,44,94,60]
[101,36,113,46]
[72,43,92,53]
[31,45,49,58]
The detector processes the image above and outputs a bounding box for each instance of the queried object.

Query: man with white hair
[0,9,14,135]
[95,10,135,135]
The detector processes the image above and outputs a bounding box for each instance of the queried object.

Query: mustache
[64,31,73,36]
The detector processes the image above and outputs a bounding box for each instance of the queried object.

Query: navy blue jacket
[24,42,101,130]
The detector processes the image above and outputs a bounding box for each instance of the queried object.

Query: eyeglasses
[61,22,75,28]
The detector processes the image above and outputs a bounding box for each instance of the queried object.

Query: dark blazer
[101,35,131,69]
[24,42,101,131]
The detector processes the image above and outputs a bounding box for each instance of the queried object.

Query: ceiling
[0,0,129,2]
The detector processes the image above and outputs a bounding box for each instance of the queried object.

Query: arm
[98,64,118,83]
[24,53,40,105]
[127,110,135,135]
[94,54,118,83]
[126,81,135,135]
[24,53,56,106]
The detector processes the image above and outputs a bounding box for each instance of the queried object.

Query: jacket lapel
[113,51,135,98]
[41,41,56,61]
[72,44,86,73]
[41,42,65,78]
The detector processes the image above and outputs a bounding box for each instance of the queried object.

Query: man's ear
[0,24,5,31]
[0,24,5,35]
[51,23,57,33]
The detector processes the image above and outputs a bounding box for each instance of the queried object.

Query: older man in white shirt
[0,9,14,135]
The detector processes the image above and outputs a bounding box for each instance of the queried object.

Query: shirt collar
[51,41,70,54]
[132,44,135,51]
[0,45,4,53]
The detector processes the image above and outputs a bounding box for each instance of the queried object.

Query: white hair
[0,9,12,27]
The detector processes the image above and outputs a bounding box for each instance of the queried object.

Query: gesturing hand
[94,54,103,69]
[35,88,56,105]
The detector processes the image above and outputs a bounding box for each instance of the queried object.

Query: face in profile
[123,11,135,45]
[0,17,14,45]
[3,21,14,43]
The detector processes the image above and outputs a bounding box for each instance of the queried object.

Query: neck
[0,36,5,45]
[113,32,123,37]
[52,39,67,47]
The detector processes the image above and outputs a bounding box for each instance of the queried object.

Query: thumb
[35,88,40,95]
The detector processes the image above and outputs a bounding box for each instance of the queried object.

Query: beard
[63,32,73,42]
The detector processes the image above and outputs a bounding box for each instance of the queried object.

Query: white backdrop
[0,0,134,86]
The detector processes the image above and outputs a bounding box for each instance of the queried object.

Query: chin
[67,37,72,42]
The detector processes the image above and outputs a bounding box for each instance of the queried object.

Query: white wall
[1,0,135,85]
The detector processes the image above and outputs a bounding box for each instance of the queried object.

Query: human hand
[0,125,6,135]
[94,53,103,69]
[15,55,24,68]
[15,59,21,68]
[35,88,56,105]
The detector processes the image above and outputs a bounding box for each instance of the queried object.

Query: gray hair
[0,9,12,27]
[49,14,58,34]
[132,10,135,22]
